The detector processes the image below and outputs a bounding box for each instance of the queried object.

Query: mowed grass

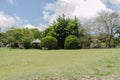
[0,48,120,80]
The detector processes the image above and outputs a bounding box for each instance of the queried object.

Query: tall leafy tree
[44,15,86,49]
[54,15,69,49]
[53,15,81,49]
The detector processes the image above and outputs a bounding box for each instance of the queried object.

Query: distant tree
[115,29,120,37]
[114,29,120,47]
[0,32,8,46]
[0,42,4,47]
[0,32,2,42]
[82,34,92,48]
[6,28,23,47]
[96,11,120,48]
[0,32,4,47]
[4,28,34,49]
[22,28,34,49]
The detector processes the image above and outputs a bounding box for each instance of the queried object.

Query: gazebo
[31,39,41,49]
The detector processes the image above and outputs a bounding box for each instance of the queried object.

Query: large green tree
[44,15,81,49]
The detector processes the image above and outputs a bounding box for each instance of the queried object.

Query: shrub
[41,36,58,50]
[64,35,80,49]
[0,42,4,47]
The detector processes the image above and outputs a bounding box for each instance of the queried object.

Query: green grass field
[0,48,120,80]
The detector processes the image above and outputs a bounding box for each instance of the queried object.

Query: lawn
[0,48,120,80]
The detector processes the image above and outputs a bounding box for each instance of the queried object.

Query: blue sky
[0,0,55,25]
[0,0,120,30]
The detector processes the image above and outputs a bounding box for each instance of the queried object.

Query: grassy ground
[0,48,120,80]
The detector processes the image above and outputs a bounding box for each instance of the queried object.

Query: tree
[4,28,34,48]
[43,15,87,49]
[66,17,80,37]
[30,29,42,39]
[96,11,120,48]
[53,15,70,49]
[43,25,57,38]
[46,15,81,49]
[114,29,120,47]
[41,36,58,49]
[6,28,23,47]
[22,28,34,49]
[64,35,80,49]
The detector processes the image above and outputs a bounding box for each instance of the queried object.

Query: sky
[0,0,120,31]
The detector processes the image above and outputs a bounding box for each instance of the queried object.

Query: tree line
[0,11,120,49]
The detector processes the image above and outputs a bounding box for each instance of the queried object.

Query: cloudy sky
[0,0,120,30]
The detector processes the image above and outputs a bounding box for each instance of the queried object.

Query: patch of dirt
[79,75,120,80]
[32,75,120,80]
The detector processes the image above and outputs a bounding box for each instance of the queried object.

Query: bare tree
[96,11,120,48]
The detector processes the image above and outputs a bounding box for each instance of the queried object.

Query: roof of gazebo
[31,39,41,44]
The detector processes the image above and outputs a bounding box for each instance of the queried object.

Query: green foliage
[1,12,120,49]
[0,33,7,46]
[41,36,58,49]
[64,35,79,49]
[22,28,34,49]
[79,34,92,48]
[30,29,42,39]
[114,30,120,47]
[90,38,101,48]
[0,42,4,47]
[115,37,120,47]
[0,33,2,41]
[43,25,57,38]
[44,15,82,49]
[66,17,80,37]
[6,28,24,47]
[50,15,70,49]
[2,28,34,49]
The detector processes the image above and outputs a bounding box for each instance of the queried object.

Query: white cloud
[0,11,28,29]
[43,11,50,21]
[107,0,120,5]
[0,11,47,31]
[23,24,37,29]
[38,24,48,31]
[0,11,15,27]
[7,0,15,5]
[43,0,112,24]
[14,14,28,27]
[23,24,48,31]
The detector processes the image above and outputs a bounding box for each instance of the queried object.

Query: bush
[41,36,58,50]
[0,42,4,47]
[64,35,80,49]
[90,39,101,48]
